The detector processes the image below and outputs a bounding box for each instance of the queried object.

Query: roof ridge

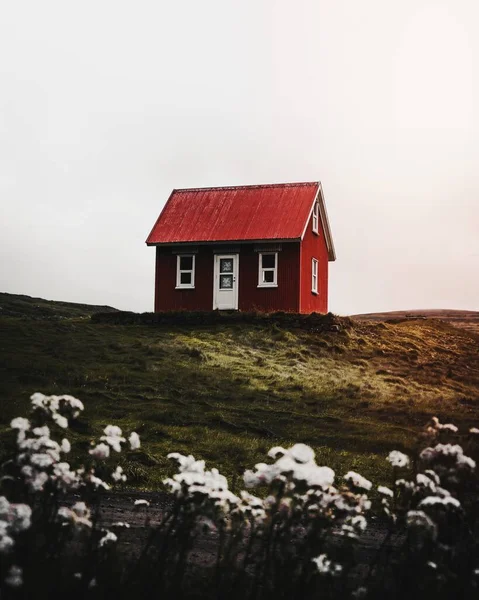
[173,181,319,193]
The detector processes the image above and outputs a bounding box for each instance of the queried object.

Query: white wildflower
[57,507,75,523]
[350,515,368,531]
[10,417,30,431]
[163,477,181,494]
[469,428,479,435]
[72,502,90,520]
[344,471,372,491]
[419,495,461,509]
[52,462,80,491]
[0,531,14,553]
[243,466,268,488]
[30,453,54,468]
[378,486,393,497]
[387,450,410,468]
[5,565,23,587]
[267,446,287,459]
[168,453,205,473]
[53,413,69,429]
[30,471,48,492]
[86,472,110,490]
[406,510,438,541]
[58,503,92,528]
[112,466,127,482]
[424,469,440,484]
[129,431,140,450]
[134,499,150,507]
[10,504,32,532]
[61,438,71,453]
[420,444,476,471]
[30,392,47,408]
[0,496,10,516]
[58,394,84,417]
[312,553,343,576]
[243,447,334,489]
[416,473,437,492]
[441,423,458,433]
[112,521,130,528]
[99,531,117,547]
[89,442,110,460]
[32,425,50,437]
[101,425,125,452]
[289,443,315,464]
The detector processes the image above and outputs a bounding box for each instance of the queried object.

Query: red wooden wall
[238,244,300,312]
[154,236,328,313]
[155,246,214,311]
[299,212,329,313]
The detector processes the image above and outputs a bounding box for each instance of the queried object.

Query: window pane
[262,254,275,269]
[220,259,233,273]
[263,270,274,283]
[180,272,192,285]
[180,256,193,270]
[220,274,233,289]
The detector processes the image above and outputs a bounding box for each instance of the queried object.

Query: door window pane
[220,259,233,273]
[220,275,233,289]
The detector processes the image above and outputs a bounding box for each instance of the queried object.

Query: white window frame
[312,258,318,294]
[312,202,319,234]
[258,252,278,288]
[176,254,195,289]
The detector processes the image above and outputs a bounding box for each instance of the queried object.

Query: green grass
[1,293,478,489]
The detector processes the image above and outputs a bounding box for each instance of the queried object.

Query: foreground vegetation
[2,392,479,599]
[0,293,478,487]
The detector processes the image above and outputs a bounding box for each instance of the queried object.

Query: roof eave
[318,183,336,261]
[146,237,301,247]
[145,188,177,245]
[299,182,336,261]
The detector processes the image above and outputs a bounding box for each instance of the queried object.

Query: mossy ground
[1,293,478,489]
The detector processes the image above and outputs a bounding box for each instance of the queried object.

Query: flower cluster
[243,443,335,490]
[312,553,343,576]
[0,496,32,553]
[420,442,476,483]
[30,392,84,429]
[1,392,141,591]
[164,440,373,589]
[164,453,240,519]
[57,501,92,528]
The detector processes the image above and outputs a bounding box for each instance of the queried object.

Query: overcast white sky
[1,0,478,315]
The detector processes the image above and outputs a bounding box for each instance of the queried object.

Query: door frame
[213,254,239,310]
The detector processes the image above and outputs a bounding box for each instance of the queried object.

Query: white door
[213,254,239,310]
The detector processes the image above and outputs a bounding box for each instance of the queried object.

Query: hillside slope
[1,293,478,487]
[0,292,118,319]
[352,308,479,335]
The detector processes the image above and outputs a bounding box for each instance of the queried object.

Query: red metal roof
[146,182,320,245]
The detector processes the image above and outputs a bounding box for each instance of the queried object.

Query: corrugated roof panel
[146,182,319,244]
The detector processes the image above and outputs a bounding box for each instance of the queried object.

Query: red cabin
[146,182,336,313]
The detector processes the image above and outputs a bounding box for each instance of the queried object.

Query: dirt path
[79,490,401,570]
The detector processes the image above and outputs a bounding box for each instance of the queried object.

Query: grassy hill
[352,308,479,335]
[0,292,118,319]
[1,293,478,489]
